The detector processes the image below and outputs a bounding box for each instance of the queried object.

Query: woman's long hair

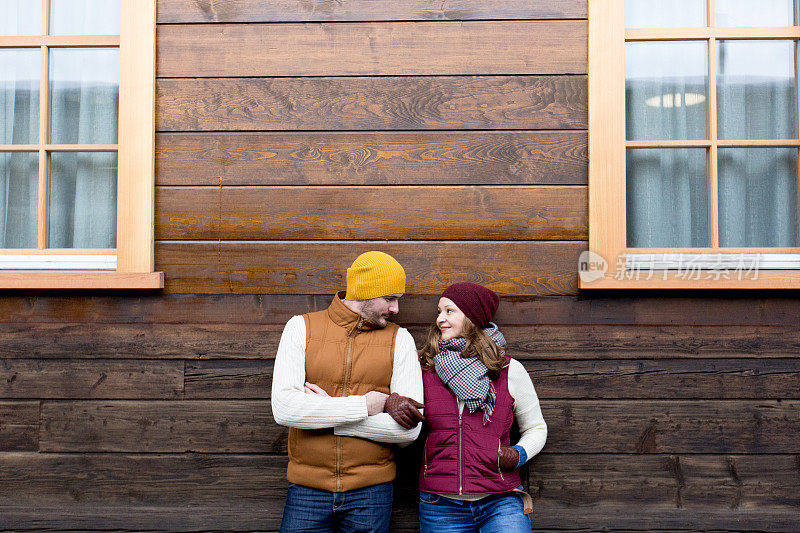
[418,316,506,380]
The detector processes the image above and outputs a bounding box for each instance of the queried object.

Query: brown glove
[383,393,425,429]
[498,445,519,471]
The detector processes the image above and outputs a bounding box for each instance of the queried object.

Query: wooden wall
[1,1,799,531]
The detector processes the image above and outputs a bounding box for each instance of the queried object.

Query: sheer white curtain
[0,1,120,249]
[0,49,39,248]
[625,1,799,249]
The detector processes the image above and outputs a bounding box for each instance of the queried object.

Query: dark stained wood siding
[1,1,798,532]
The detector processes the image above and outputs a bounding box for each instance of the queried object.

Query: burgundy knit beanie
[440,282,499,329]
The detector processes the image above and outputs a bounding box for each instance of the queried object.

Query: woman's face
[437,297,466,341]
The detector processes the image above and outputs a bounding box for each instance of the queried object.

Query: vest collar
[327,291,381,335]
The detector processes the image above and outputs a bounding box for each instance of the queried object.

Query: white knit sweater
[271,315,424,446]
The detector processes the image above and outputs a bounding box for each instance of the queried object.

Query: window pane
[0,49,40,145]
[50,48,119,145]
[716,0,795,26]
[719,148,799,248]
[49,0,120,35]
[626,41,708,140]
[627,148,708,247]
[0,0,41,35]
[49,152,117,249]
[625,0,708,28]
[0,152,38,248]
[717,40,798,140]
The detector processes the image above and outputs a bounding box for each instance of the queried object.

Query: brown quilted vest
[287,292,398,492]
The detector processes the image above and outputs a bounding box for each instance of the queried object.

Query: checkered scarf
[434,323,506,425]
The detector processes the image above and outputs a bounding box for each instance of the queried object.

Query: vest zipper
[336,317,362,492]
[423,435,429,477]
[458,407,463,494]
[497,439,505,481]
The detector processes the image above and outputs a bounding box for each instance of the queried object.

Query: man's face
[359,293,402,328]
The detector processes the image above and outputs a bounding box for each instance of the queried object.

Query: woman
[417,282,547,533]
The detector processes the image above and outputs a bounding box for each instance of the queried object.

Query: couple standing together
[272,251,547,532]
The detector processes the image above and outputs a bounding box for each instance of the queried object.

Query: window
[585,0,800,288]
[0,0,160,288]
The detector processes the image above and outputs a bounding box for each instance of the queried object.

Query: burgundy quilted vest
[418,362,521,494]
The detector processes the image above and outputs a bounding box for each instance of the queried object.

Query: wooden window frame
[585,0,800,289]
[0,0,162,289]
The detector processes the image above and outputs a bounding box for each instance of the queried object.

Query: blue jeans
[279,482,393,533]
[418,491,531,533]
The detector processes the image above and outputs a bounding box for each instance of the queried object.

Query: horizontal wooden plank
[39,400,800,453]
[155,76,588,131]
[0,360,183,399]
[525,358,800,398]
[530,454,800,510]
[2,505,797,532]
[4,323,800,363]
[0,402,39,451]
[155,186,588,241]
[183,358,800,400]
[157,0,588,23]
[156,21,587,77]
[1,453,796,515]
[4,293,800,326]
[155,131,588,186]
[0,324,283,360]
[155,241,583,295]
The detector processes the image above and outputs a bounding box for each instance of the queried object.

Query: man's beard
[360,301,389,328]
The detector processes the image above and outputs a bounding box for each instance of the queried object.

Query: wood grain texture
[4,323,800,361]
[157,0,588,23]
[4,294,800,326]
[156,21,588,77]
[0,360,183,399]
[1,452,796,511]
[155,131,588,186]
[0,323,283,359]
[2,506,797,532]
[38,400,800,453]
[0,402,39,451]
[155,76,588,132]
[154,241,584,295]
[155,186,588,241]
[181,358,800,399]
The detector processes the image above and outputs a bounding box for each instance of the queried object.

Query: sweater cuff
[513,445,527,468]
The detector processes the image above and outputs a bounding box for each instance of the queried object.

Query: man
[272,251,425,532]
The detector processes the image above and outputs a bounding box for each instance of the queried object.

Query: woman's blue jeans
[279,481,393,533]
[418,491,532,533]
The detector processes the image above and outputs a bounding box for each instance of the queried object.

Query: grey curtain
[626,37,799,248]
[0,44,118,249]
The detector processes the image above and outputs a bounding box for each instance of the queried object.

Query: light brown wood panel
[157,0,588,23]
[0,323,284,359]
[182,358,800,399]
[38,400,800,453]
[155,76,587,132]
[156,21,587,77]
[154,241,584,295]
[4,294,800,326]
[0,360,183,399]
[155,186,588,241]
[155,131,588,186]
[0,402,39,451]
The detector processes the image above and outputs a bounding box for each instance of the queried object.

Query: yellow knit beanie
[345,251,406,300]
